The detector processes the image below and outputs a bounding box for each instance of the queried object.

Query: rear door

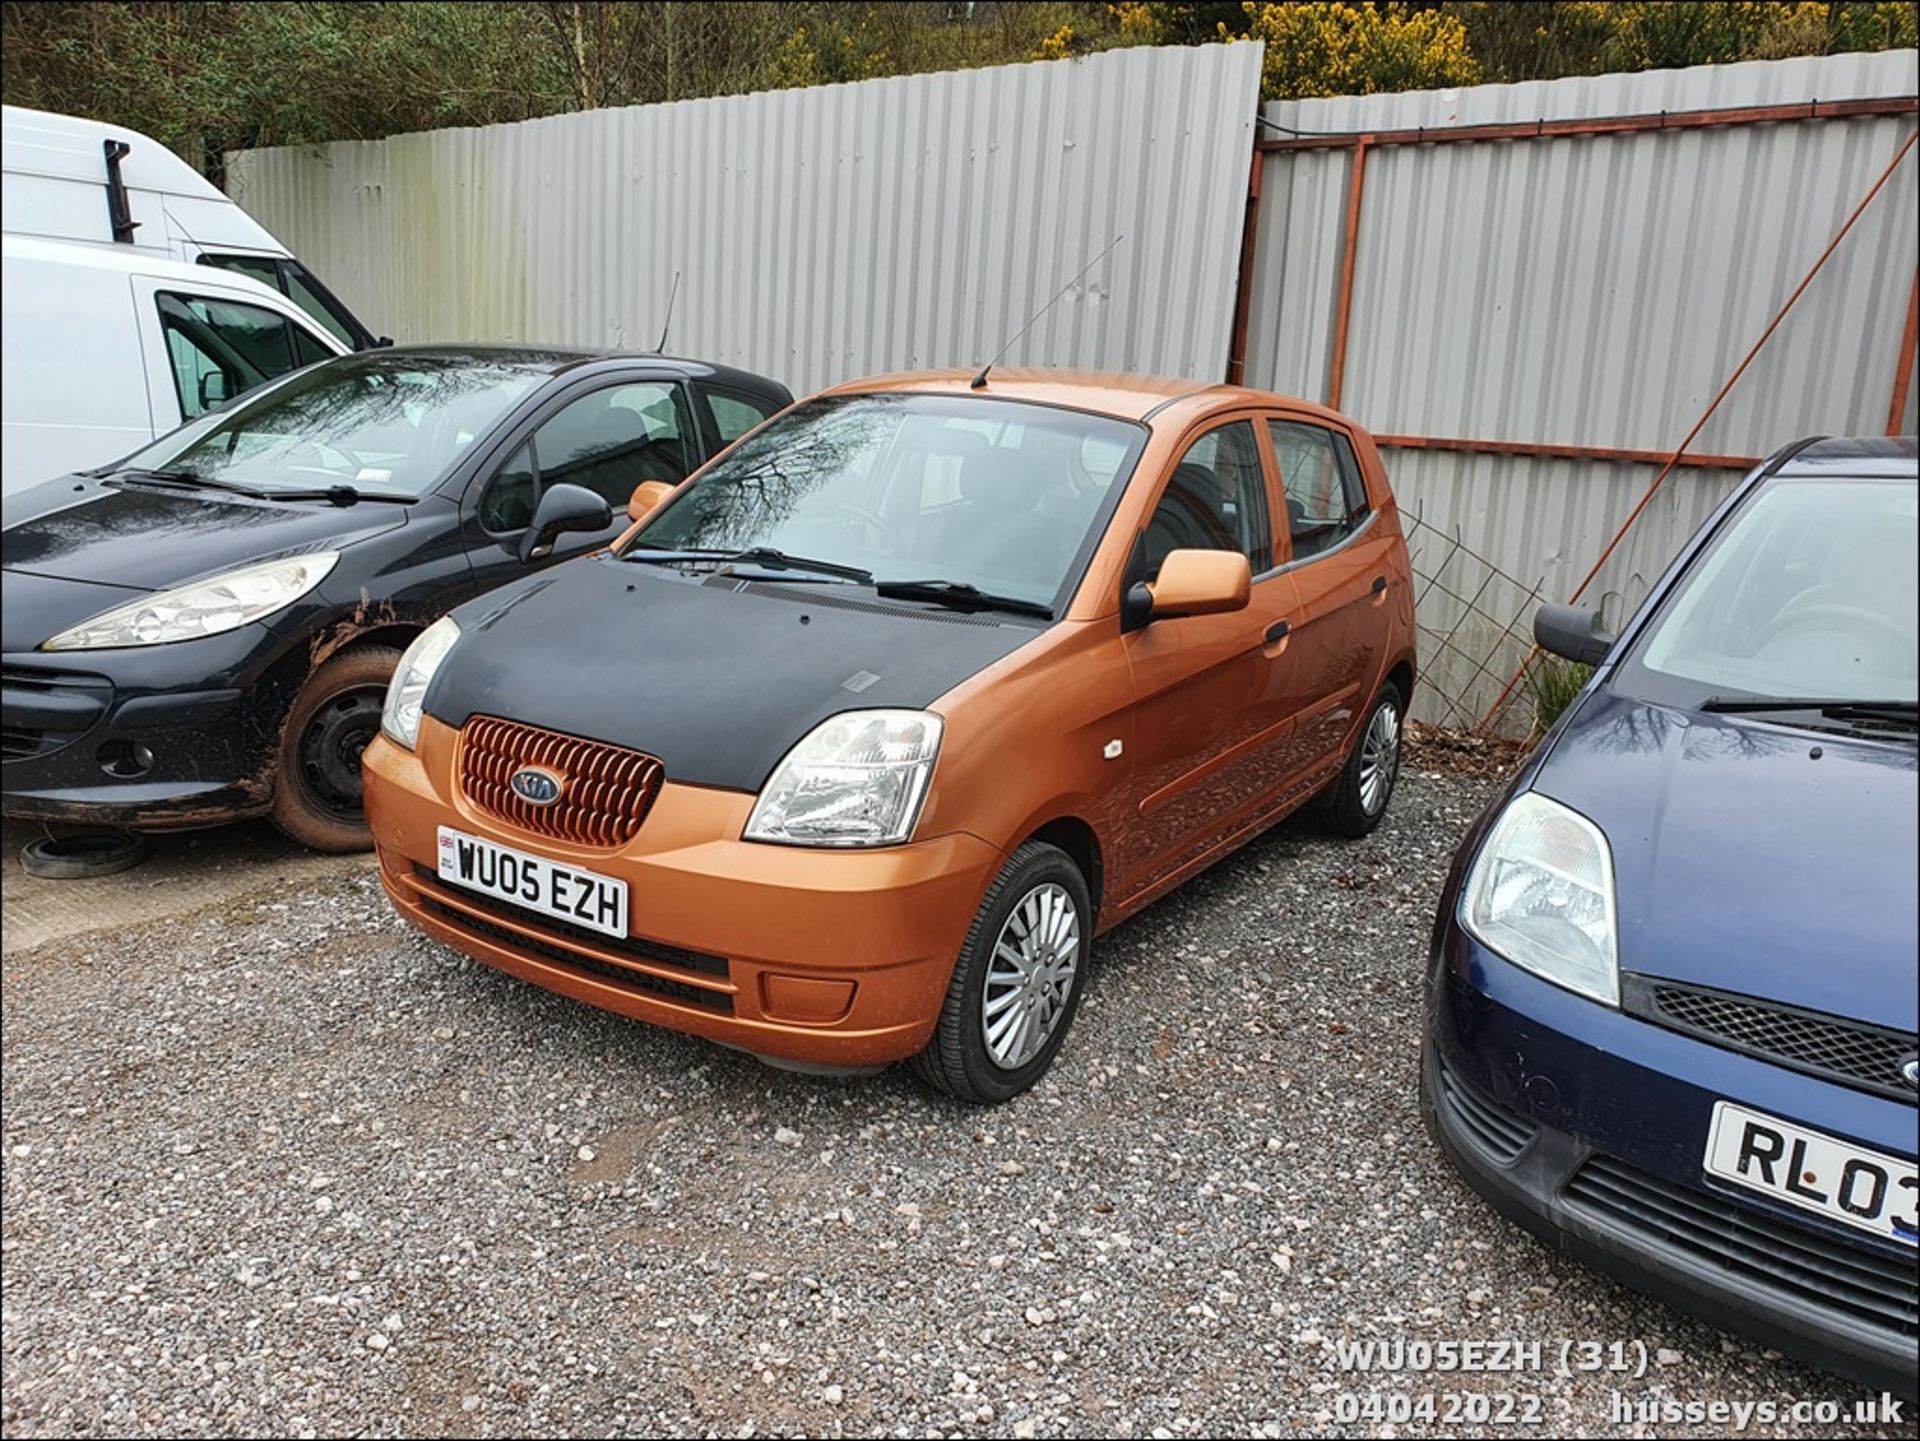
[457,373,704,596]
[1266,416,1398,781]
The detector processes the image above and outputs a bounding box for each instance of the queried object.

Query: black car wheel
[271,645,401,853]
[1324,681,1404,838]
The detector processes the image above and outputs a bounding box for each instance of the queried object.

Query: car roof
[818,367,1335,424]
[369,343,787,396]
[366,343,787,395]
[1775,435,1918,479]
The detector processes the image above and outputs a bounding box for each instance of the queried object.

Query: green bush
[1526,655,1593,735]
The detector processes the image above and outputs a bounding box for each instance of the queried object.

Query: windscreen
[631,393,1145,609]
[118,354,542,497]
[1624,476,1918,705]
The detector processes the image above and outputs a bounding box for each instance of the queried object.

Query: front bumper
[363,718,1001,1068]
[1425,920,1919,1398]
[1,626,291,829]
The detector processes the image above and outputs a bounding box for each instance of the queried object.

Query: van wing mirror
[628,479,676,524]
[1534,603,1615,666]
[1138,549,1252,622]
[518,482,613,563]
[198,371,229,410]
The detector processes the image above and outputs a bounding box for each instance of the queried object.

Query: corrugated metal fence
[1240,50,1918,727]
[228,43,1265,395]
[232,45,1918,731]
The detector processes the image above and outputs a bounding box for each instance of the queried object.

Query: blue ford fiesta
[1424,437,1918,1396]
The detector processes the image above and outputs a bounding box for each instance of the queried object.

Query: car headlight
[41,553,338,651]
[745,709,943,847]
[380,616,461,750]
[1460,791,1620,1006]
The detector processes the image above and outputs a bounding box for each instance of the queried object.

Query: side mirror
[518,482,612,563]
[628,479,676,524]
[1131,548,1252,624]
[1534,603,1615,666]
[199,371,229,410]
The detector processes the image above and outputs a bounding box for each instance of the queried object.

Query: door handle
[1265,619,1291,644]
[1371,575,1388,595]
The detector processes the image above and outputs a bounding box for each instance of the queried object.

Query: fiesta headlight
[380,616,461,751]
[745,709,943,847]
[42,553,338,651]
[1460,790,1620,1006]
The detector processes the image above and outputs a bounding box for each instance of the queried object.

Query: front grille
[1625,977,1918,1104]
[1566,1155,1919,1339]
[414,865,727,978]
[1436,1056,1538,1165]
[459,715,664,848]
[0,666,113,761]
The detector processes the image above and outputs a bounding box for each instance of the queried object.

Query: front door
[460,377,700,596]
[1115,416,1302,902]
[1267,417,1395,783]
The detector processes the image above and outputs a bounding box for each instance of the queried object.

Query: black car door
[456,373,705,598]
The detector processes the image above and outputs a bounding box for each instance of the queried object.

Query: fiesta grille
[459,716,664,848]
[1565,1155,1919,1339]
[1624,977,1918,1105]
[1435,1056,1538,1166]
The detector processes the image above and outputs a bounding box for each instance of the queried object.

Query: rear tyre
[269,645,401,853]
[1324,681,1403,838]
[909,840,1092,1105]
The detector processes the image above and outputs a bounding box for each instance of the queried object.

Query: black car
[1,345,790,849]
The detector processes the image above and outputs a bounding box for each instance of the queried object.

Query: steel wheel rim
[1359,701,1401,816]
[295,686,386,820]
[981,882,1081,1071]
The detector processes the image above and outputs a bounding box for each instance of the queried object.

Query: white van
[2,103,378,350]
[1,234,348,494]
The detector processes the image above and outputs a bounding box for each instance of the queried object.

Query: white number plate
[1705,1101,1917,1248]
[436,826,628,939]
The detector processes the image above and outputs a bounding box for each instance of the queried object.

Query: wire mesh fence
[1402,503,1548,738]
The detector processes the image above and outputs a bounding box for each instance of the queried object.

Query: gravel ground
[1,765,1905,1439]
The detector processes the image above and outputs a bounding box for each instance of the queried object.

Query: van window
[158,292,303,420]
[199,254,368,350]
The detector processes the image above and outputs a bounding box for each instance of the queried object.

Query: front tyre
[910,840,1092,1105]
[1325,681,1404,838]
[270,645,401,853]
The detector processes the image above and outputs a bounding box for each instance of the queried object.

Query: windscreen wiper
[1699,696,1918,731]
[623,546,872,583]
[114,468,272,499]
[873,578,1053,619]
[261,485,418,506]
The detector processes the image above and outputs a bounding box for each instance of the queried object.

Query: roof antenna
[653,270,681,354]
[970,232,1124,390]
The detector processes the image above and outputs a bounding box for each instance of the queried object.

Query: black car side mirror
[1535,603,1615,666]
[518,482,612,563]
[199,371,229,410]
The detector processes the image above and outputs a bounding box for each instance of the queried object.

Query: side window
[479,382,694,529]
[480,443,537,532]
[703,387,780,445]
[157,292,297,420]
[292,326,334,367]
[1142,420,1270,580]
[1269,420,1371,562]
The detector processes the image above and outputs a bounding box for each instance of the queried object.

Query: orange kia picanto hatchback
[363,371,1417,1102]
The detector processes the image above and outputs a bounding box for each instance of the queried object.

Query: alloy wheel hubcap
[1359,702,1401,816]
[982,882,1081,1071]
